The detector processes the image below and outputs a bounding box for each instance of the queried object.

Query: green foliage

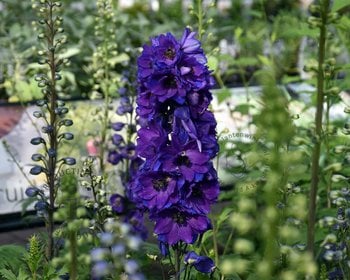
[0,245,26,272]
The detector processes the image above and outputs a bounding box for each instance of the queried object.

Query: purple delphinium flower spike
[132,28,219,247]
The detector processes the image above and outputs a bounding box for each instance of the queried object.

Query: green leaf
[0,269,18,280]
[257,55,271,67]
[0,245,26,271]
[17,269,29,280]
[234,104,251,115]
[216,88,231,104]
[216,207,234,228]
[59,47,80,59]
[332,0,350,12]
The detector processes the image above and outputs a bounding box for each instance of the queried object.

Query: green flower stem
[211,216,219,266]
[46,1,59,260]
[325,78,332,208]
[68,201,78,280]
[307,0,330,255]
[197,0,203,40]
[174,245,181,280]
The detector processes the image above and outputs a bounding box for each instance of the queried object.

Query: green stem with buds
[46,1,59,260]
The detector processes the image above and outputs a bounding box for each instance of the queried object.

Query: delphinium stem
[307,0,330,255]
[93,0,117,177]
[174,245,181,280]
[31,0,74,260]
[197,0,203,40]
[46,2,58,260]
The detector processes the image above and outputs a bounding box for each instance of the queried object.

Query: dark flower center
[163,75,177,88]
[152,177,169,191]
[191,187,202,198]
[164,47,175,60]
[173,212,187,225]
[174,153,191,167]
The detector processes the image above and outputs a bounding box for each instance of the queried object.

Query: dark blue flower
[107,151,122,165]
[184,251,215,274]
[134,28,219,248]
[111,122,125,131]
[153,33,181,67]
[135,171,182,210]
[110,194,126,214]
[152,207,211,245]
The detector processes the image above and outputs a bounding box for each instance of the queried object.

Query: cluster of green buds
[80,157,111,233]
[27,0,75,260]
[89,0,124,174]
[308,3,341,28]
[188,0,215,41]
[52,174,90,280]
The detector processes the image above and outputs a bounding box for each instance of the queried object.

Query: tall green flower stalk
[307,0,331,255]
[91,0,119,175]
[255,69,294,278]
[31,0,75,260]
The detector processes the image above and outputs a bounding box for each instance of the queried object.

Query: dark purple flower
[135,172,181,210]
[147,71,187,103]
[119,144,136,160]
[107,151,122,165]
[134,28,219,248]
[125,210,148,240]
[162,146,209,182]
[153,33,181,67]
[117,104,133,115]
[111,122,125,131]
[182,178,219,214]
[138,44,154,79]
[153,207,211,245]
[158,240,169,256]
[112,134,124,146]
[180,28,202,55]
[110,194,126,214]
[184,251,215,274]
[136,122,168,159]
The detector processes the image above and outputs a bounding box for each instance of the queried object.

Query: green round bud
[234,239,254,254]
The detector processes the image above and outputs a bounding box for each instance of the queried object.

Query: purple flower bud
[25,187,40,197]
[62,157,76,165]
[111,122,125,131]
[31,154,44,162]
[91,248,109,262]
[110,194,126,214]
[158,241,169,256]
[48,148,56,157]
[112,134,123,146]
[129,273,146,280]
[107,151,122,165]
[111,243,125,256]
[34,200,48,211]
[30,165,44,175]
[91,261,110,278]
[30,137,46,145]
[184,251,215,273]
[124,260,138,274]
